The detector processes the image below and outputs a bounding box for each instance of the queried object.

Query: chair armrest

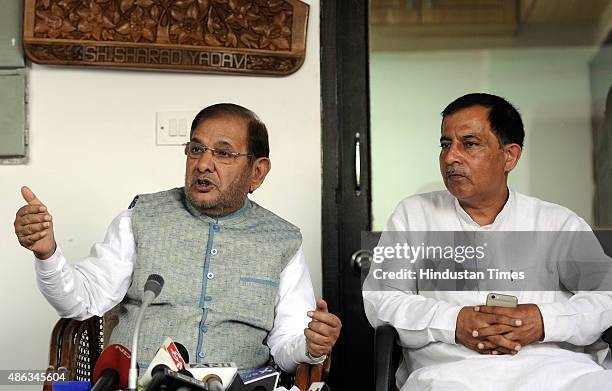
[294,363,310,391]
[48,318,71,370]
[58,320,82,375]
[294,356,331,391]
[375,325,400,391]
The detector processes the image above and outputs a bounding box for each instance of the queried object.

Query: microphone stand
[128,274,165,391]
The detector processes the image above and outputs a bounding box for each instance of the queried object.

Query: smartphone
[486,293,518,308]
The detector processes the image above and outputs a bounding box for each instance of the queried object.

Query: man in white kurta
[363,93,612,390]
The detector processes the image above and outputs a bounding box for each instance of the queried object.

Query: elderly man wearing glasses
[14,103,341,373]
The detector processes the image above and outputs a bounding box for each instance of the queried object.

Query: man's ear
[503,143,522,173]
[248,158,271,193]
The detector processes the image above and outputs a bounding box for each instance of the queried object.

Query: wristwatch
[305,340,327,362]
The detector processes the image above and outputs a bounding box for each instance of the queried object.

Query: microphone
[148,365,208,391]
[91,344,131,391]
[140,338,188,388]
[188,362,242,390]
[128,274,165,391]
[239,366,280,391]
[307,383,330,391]
[203,374,223,391]
[174,342,190,364]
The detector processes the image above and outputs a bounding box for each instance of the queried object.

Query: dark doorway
[320,0,373,389]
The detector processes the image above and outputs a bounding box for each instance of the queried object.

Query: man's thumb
[316,299,329,313]
[21,186,42,206]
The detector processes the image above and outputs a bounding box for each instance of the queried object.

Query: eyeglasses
[183,141,253,164]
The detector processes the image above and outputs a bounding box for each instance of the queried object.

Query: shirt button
[212,224,220,232]
[207,272,214,280]
[198,352,205,358]
[211,248,218,255]
[200,324,208,332]
[204,295,212,301]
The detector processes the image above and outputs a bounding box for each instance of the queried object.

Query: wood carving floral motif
[33,0,294,51]
[24,0,308,75]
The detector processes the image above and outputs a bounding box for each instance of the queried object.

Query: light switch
[156,111,196,145]
[179,118,188,137]
[169,118,177,136]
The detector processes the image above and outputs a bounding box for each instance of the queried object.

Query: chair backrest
[47,317,103,380]
[43,316,102,391]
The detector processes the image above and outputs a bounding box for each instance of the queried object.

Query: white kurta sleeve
[363,290,462,348]
[539,219,612,345]
[34,209,135,320]
[362,200,463,348]
[539,292,612,345]
[267,246,324,373]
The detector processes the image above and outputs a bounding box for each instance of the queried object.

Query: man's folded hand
[474,304,544,353]
[455,306,523,355]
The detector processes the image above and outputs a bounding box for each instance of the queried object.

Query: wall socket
[156,111,196,145]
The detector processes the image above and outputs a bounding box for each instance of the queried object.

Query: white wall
[371,47,595,230]
[0,1,320,380]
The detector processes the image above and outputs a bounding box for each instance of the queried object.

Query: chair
[44,313,330,391]
[374,324,612,391]
[374,325,401,391]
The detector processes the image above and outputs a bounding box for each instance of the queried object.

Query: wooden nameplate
[23,0,309,76]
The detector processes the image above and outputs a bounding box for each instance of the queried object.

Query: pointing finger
[308,320,336,336]
[307,311,341,328]
[16,205,47,218]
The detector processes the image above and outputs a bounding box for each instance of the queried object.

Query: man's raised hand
[304,299,342,358]
[14,186,56,260]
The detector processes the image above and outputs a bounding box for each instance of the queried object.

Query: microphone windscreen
[144,274,164,297]
[92,344,131,389]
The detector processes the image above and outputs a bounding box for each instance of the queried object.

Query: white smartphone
[486,293,518,308]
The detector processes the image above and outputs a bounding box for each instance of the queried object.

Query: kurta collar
[454,188,514,230]
[184,194,252,226]
[216,198,252,221]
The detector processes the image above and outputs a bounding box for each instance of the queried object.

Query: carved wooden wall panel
[23,0,309,75]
